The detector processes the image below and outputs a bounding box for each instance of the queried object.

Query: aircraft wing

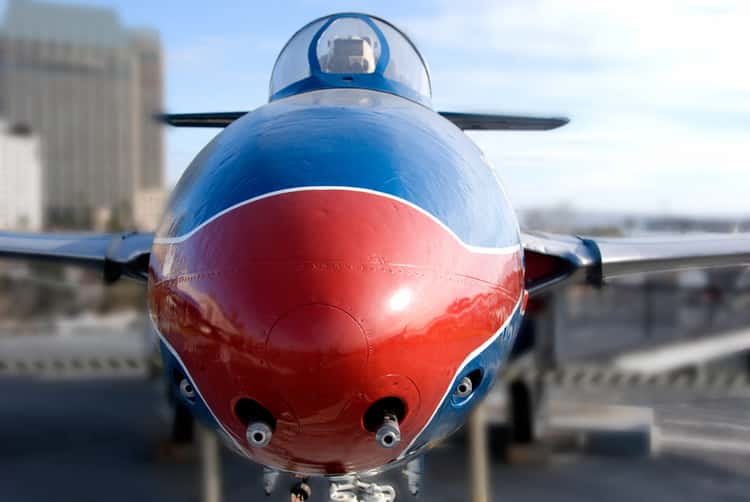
[157,111,569,131]
[0,231,153,283]
[523,232,750,297]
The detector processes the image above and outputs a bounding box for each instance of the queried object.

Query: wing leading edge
[0,231,153,283]
[522,232,750,297]
[156,111,569,131]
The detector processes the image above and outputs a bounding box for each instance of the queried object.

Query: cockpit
[269,13,432,106]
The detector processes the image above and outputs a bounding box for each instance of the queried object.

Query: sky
[4,0,749,217]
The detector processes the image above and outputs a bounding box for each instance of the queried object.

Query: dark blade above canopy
[522,232,750,297]
[0,231,153,283]
[156,110,569,131]
[438,112,568,131]
[156,111,248,128]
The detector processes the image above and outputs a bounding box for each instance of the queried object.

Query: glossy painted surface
[157,90,518,249]
[149,83,526,475]
[150,188,523,474]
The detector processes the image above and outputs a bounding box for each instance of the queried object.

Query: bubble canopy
[269,14,432,106]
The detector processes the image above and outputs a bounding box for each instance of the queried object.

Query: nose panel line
[152,262,518,295]
[264,303,372,422]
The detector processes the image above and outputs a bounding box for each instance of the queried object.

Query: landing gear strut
[509,378,535,444]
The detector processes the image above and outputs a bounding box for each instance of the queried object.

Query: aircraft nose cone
[265,304,369,423]
[149,188,524,474]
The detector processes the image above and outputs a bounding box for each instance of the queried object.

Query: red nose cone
[266,303,368,424]
[149,188,523,475]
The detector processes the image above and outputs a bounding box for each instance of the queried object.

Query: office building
[0,0,163,228]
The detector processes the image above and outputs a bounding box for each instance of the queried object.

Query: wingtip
[539,116,570,130]
[152,112,173,125]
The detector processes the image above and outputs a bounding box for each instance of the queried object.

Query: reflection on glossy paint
[388,287,412,312]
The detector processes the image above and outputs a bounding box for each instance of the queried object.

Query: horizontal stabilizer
[438,112,569,131]
[156,111,248,128]
[157,110,569,131]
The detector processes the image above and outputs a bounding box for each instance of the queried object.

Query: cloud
[397,0,750,216]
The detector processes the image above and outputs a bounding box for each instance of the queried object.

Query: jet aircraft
[1,12,749,501]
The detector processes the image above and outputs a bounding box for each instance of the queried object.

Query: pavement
[1,377,750,501]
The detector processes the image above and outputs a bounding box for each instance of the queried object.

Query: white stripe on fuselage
[149,315,246,453]
[397,291,524,460]
[153,186,521,256]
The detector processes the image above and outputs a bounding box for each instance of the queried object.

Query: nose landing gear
[268,476,398,502]
[264,471,398,502]
[329,478,396,502]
